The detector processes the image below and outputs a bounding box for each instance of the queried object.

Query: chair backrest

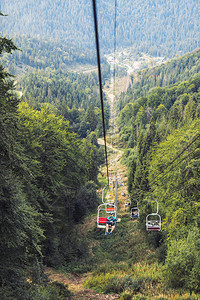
[97,203,117,229]
[131,207,139,218]
[146,213,161,232]
[98,217,107,224]
[106,206,115,213]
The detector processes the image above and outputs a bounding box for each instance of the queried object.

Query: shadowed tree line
[0,29,104,299]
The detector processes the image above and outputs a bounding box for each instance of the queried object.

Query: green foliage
[1,0,199,56]
[163,230,200,293]
[73,181,98,221]
[118,49,200,111]
[30,281,72,300]
[1,35,97,74]
[126,73,200,204]
[0,28,103,295]
[119,292,133,300]
[17,102,101,266]
[130,118,156,200]
[0,36,18,55]
[16,68,109,138]
[0,30,46,298]
[148,121,200,238]
[0,281,72,300]
[18,69,99,110]
[85,264,163,296]
[85,273,142,294]
[119,49,200,295]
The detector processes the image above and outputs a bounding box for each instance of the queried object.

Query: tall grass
[84,262,163,296]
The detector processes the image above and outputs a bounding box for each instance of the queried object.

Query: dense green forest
[118,49,200,111]
[0,34,105,299]
[1,4,200,298]
[118,49,200,155]
[116,49,200,295]
[16,68,109,138]
[1,0,199,57]
[1,35,100,76]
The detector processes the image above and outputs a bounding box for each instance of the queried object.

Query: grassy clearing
[57,139,200,299]
[76,214,200,299]
[45,173,200,299]
[82,217,163,297]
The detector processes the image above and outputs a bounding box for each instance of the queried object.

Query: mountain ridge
[1,0,199,57]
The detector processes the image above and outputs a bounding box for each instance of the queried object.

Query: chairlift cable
[152,145,200,186]
[92,0,109,183]
[95,0,121,229]
[112,0,117,180]
[148,161,200,202]
[149,133,200,186]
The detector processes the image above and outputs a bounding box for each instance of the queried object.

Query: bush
[31,282,72,300]
[63,260,94,274]
[120,292,133,300]
[163,229,200,293]
[0,282,72,300]
[85,274,142,294]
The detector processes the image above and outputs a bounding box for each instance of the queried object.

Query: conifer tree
[132,117,156,199]
[0,24,44,298]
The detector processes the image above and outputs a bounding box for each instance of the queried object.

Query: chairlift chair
[146,199,161,232]
[106,205,115,213]
[97,203,117,229]
[131,207,139,219]
[130,200,139,219]
[146,213,161,232]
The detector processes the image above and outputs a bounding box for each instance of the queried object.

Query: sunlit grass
[131,262,163,282]
[84,261,164,296]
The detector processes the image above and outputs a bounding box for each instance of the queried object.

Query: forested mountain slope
[0,34,104,299]
[118,74,200,149]
[1,0,199,57]
[2,5,200,298]
[115,49,200,294]
[1,35,99,76]
[118,48,200,110]
[16,68,109,138]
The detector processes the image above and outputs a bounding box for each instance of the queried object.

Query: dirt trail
[45,77,130,299]
[100,82,130,212]
[45,268,120,299]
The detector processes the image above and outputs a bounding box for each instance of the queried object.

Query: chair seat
[147,226,161,231]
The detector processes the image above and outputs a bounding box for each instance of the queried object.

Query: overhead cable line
[92,0,109,182]
[113,0,117,90]
[149,133,200,186]
[112,0,118,216]
[145,175,200,209]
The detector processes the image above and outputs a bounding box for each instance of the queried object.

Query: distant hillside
[118,48,200,110]
[1,35,101,76]
[17,68,110,138]
[1,0,199,57]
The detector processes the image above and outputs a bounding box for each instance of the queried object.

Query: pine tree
[0,29,44,298]
[132,117,156,200]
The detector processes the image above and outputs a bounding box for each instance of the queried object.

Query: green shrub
[120,292,133,300]
[63,260,93,274]
[85,274,142,294]
[163,230,200,293]
[0,282,72,300]
[92,262,129,276]
[31,282,72,300]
